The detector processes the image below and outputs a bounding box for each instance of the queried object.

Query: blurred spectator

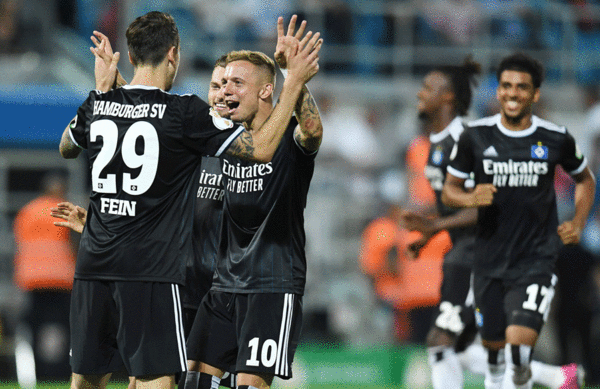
[359,203,450,344]
[0,0,21,54]
[13,172,75,381]
[419,0,483,46]
[404,132,436,212]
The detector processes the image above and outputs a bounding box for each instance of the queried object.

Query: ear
[167,46,178,67]
[259,83,274,100]
[128,51,134,65]
[532,88,541,104]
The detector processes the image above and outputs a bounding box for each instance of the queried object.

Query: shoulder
[467,114,499,129]
[533,115,567,134]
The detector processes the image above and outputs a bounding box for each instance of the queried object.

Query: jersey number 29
[91,119,159,195]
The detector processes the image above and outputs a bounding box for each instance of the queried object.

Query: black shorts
[187,291,302,379]
[433,262,475,336]
[473,272,557,342]
[70,279,187,376]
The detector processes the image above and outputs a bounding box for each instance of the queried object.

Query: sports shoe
[559,363,585,389]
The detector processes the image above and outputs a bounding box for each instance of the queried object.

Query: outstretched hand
[282,16,323,85]
[275,15,307,69]
[90,30,120,92]
[51,202,87,234]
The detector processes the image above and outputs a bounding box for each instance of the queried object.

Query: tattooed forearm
[227,130,257,160]
[59,121,82,159]
[295,86,323,152]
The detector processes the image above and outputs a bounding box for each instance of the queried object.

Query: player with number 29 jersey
[68,85,244,285]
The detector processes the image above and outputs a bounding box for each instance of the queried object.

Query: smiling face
[221,60,272,123]
[496,69,540,128]
[208,65,228,118]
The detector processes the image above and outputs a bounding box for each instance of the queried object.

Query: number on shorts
[246,337,278,368]
[435,301,464,333]
[522,283,553,315]
[90,119,159,195]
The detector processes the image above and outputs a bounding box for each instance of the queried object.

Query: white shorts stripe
[282,294,294,376]
[275,293,290,374]
[171,284,187,371]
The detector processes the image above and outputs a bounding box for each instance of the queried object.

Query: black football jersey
[68,85,244,284]
[182,156,224,309]
[425,117,476,260]
[447,114,587,278]
[212,117,316,294]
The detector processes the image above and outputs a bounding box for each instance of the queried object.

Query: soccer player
[52,53,238,389]
[184,16,324,389]
[58,11,321,389]
[402,57,586,389]
[442,53,595,389]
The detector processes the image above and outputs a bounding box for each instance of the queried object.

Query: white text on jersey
[483,159,548,188]
[93,101,167,120]
[100,197,137,216]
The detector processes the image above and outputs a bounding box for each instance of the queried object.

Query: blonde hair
[226,50,276,86]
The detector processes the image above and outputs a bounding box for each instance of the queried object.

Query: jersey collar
[495,114,538,137]
[429,116,464,143]
[122,85,161,91]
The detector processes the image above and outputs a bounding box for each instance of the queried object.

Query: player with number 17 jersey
[447,114,588,278]
[68,85,244,285]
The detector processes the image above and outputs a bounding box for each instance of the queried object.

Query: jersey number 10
[91,119,159,195]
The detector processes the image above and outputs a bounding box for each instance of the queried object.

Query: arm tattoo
[295,86,323,152]
[227,130,256,160]
[59,124,82,159]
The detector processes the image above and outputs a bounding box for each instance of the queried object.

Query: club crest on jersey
[209,108,234,130]
[474,308,483,328]
[531,142,548,159]
[431,146,444,165]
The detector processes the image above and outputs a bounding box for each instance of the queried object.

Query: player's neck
[429,110,455,134]
[500,112,533,131]
[247,103,274,133]
[130,64,171,91]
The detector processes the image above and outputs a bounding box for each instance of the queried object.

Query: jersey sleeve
[560,130,588,175]
[182,95,245,157]
[68,91,97,149]
[447,127,474,179]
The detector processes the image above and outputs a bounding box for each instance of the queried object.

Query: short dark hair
[435,56,481,116]
[496,52,544,89]
[126,11,180,67]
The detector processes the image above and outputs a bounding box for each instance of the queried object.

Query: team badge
[474,308,483,328]
[431,146,443,165]
[209,108,234,130]
[531,142,548,159]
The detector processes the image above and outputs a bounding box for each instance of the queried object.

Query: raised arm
[274,15,324,152]
[558,167,595,244]
[59,118,82,159]
[90,31,125,92]
[226,20,322,163]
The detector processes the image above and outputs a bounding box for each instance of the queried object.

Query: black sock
[199,372,220,389]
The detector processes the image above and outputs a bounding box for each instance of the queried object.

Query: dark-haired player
[184,16,324,389]
[58,11,320,389]
[443,53,594,389]
[402,56,586,389]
